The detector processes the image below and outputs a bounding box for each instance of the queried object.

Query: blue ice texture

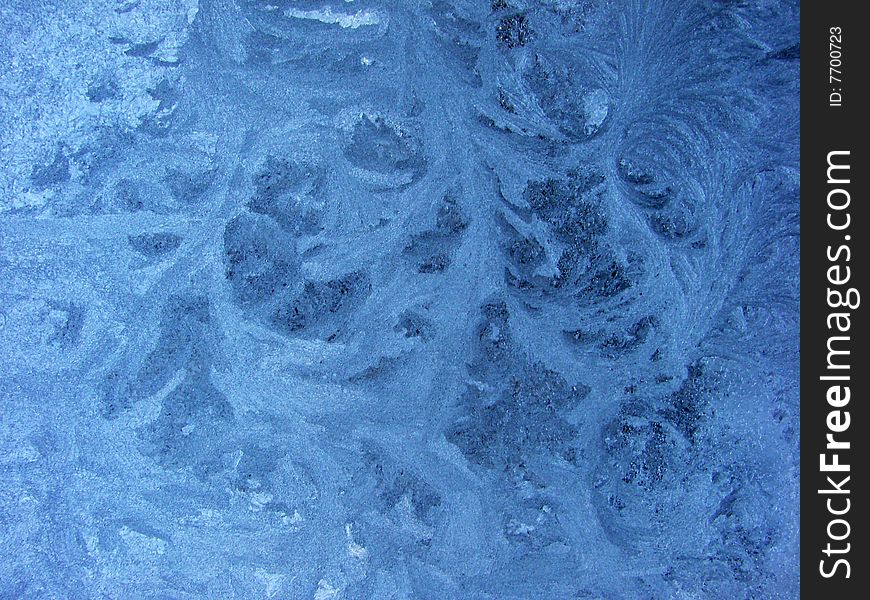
[0,0,799,598]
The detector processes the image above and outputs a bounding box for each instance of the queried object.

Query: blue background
[0,1,799,598]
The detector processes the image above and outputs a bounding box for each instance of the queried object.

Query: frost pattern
[1,0,799,598]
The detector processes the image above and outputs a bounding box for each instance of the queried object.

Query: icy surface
[1,0,799,598]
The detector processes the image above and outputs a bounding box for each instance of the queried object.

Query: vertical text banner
[802,1,867,596]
